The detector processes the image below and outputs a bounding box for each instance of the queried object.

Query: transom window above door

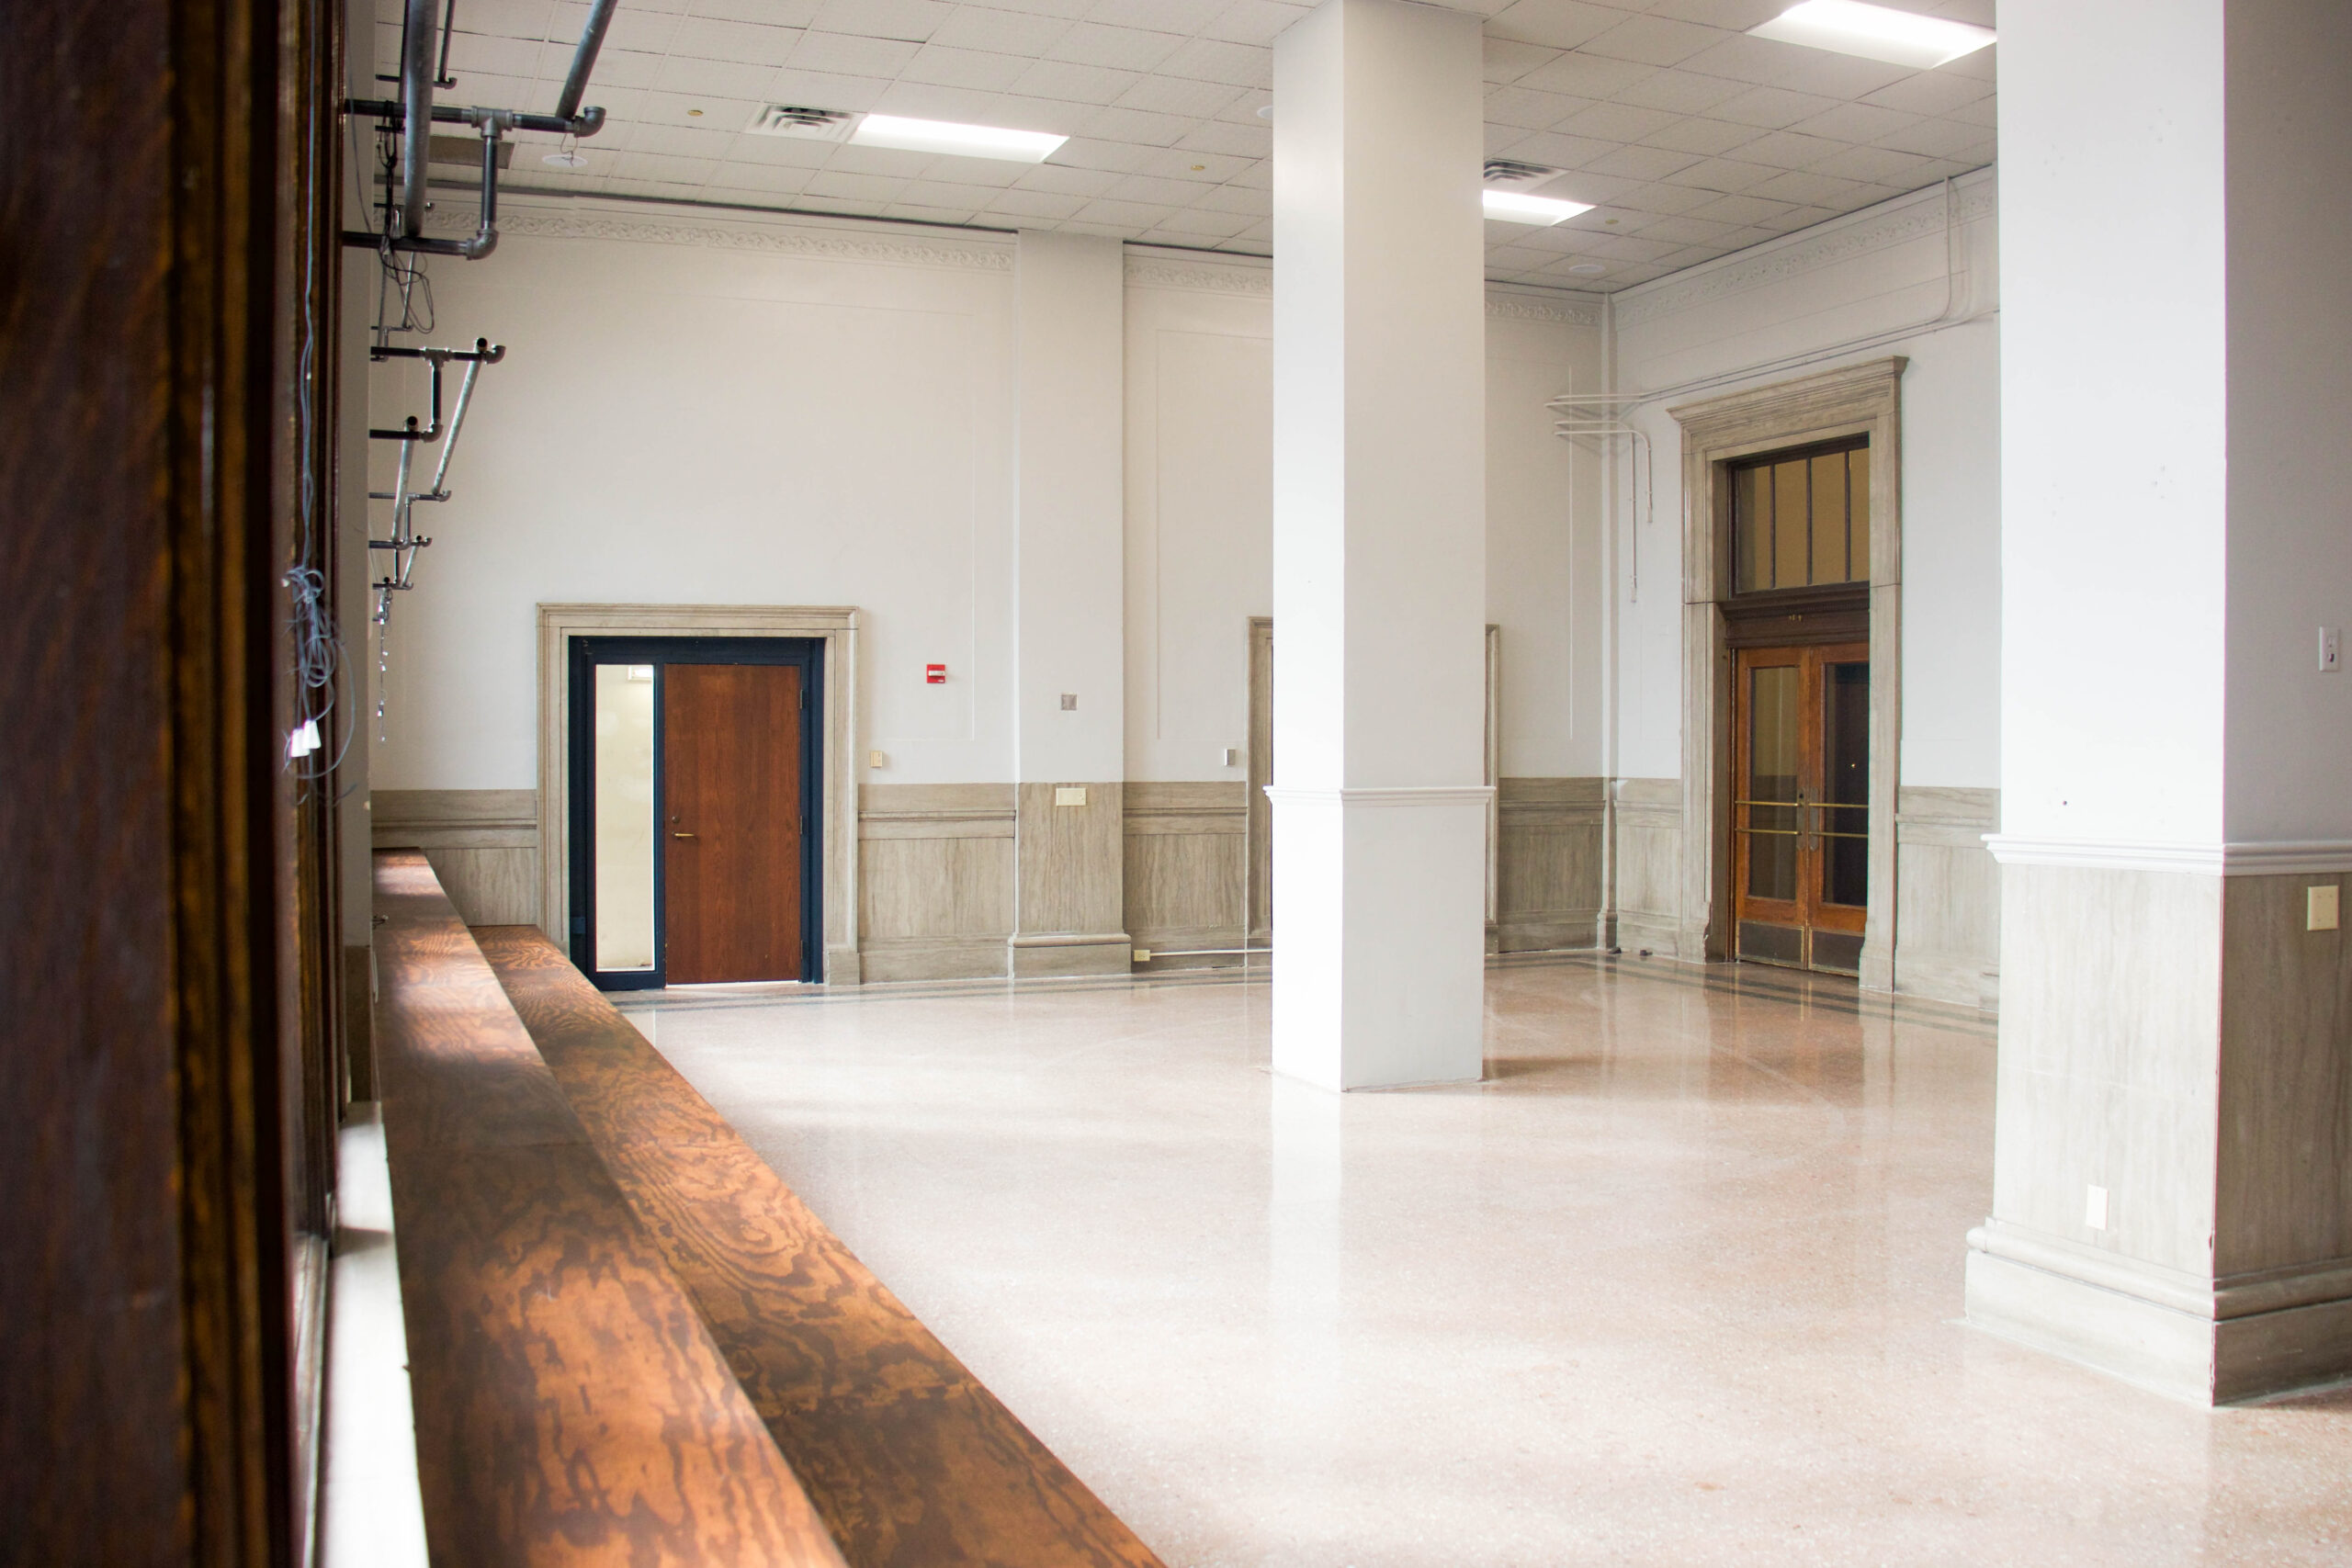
[1732,438,1871,594]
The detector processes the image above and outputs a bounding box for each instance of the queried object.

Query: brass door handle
[672,830,696,839]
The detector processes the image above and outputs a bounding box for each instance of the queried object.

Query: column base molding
[1966,1221,2352,1404]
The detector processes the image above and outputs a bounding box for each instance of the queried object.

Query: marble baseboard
[1010,931,1132,978]
[1129,922,1250,971]
[1496,910,1604,953]
[860,935,1007,983]
[1965,1234,2352,1405]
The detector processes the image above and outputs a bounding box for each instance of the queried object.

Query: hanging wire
[286,17,353,794]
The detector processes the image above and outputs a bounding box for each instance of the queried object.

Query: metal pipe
[554,0,621,131]
[398,0,438,238]
[345,97,599,138]
[424,338,500,495]
[434,0,458,88]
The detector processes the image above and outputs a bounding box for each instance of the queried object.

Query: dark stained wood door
[662,664,805,982]
[1732,641,1869,975]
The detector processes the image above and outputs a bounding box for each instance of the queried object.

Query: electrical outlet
[2085,1185,2109,1231]
[2310,885,2340,932]
[2323,627,2342,673]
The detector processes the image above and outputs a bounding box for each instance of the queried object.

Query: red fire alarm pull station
[925,663,946,684]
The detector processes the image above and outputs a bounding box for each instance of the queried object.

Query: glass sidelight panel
[1746,663,1801,902]
[1820,660,1870,909]
[594,664,658,971]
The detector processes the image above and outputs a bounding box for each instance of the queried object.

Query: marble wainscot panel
[1495,779,1605,953]
[1895,786,2000,1009]
[1124,783,1247,971]
[857,784,1015,982]
[1611,778,1684,957]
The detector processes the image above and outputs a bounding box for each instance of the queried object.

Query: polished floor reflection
[621,956,2352,1567]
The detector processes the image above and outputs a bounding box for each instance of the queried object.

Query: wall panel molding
[858,784,1014,983]
[1496,778,1605,953]
[1125,782,1247,969]
[1896,785,2000,1010]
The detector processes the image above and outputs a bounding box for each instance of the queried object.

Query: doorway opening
[1722,435,1872,976]
[566,636,824,989]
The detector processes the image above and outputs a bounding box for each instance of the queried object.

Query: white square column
[1269,0,1489,1090]
[1970,0,2352,1403]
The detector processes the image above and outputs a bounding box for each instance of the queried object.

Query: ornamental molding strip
[1485,290,1600,326]
[1983,835,2352,875]
[1124,254,1271,295]
[1614,174,1996,331]
[423,202,1015,271]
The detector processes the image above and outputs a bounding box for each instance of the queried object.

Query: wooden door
[662,664,804,983]
[1732,642,1869,974]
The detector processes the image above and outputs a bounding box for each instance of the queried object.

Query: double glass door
[1733,642,1869,974]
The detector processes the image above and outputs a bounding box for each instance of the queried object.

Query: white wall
[368,197,1017,790]
[369,200,1603,796]
[1122,254,1602,784]
[1609,170,2002,791]
[2222,0,2352,844]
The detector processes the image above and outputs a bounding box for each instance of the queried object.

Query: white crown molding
[424,201,1014,271]
[1262,785,1496,807]
[1984,835,2352,874]
[1614,170,1996,331]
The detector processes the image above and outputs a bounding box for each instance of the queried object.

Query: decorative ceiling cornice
[1614,174,1996,331]
[1485,291,1600,327]
[422,203,1015,272]
[1124,254,1271,295]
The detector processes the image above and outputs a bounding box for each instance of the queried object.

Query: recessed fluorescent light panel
[1748,1,1995,69]
[848,113,1067,163]
[1483,189,1593,226]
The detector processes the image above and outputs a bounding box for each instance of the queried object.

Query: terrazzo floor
[618,954,2352,1567]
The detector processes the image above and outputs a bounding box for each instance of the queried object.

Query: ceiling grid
[380,0,1994,289]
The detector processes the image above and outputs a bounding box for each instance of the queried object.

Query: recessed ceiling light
[1256,103,1273,120]
[1483,189,1593,226]
[1748,1,1996,70]
[848,113,1067,163]
[1567,262,1606,275]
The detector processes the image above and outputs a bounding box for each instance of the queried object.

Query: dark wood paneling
[375,852,848,1567]
[1,0,343,1560]
[476,924,1168,1568]
[664,663,805,982]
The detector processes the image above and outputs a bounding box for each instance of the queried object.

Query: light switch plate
[2323,627,2342,673]
[2309,885,2340,932]
[1059,693,1078,711]
[1054,785,1087,807]
[1222,747,1240,767]
[868,750,886,769]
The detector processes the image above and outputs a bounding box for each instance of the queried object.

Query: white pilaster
[1010,231,1127,975]
[1270,0,1488,1089]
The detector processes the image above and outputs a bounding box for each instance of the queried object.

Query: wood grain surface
[475,923,1169,1568]
[663,663,805,982]
[373,852,847,1568]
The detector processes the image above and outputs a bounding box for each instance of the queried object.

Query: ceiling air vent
[1483,159,1560,184]
[748,105,859,141]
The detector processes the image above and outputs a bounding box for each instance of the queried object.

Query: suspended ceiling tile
[1610,67,1751,116]
[1006,58,1140,102]
[790,30,924,75]
[1080,105,1197,144]
[1485,37,1562,85]
[1487,0,1634,53]
[1202,0,1312,47]
[1113,73,1246,118]
[1486,85,1594,130]
[983,186,1091,219]
[1173,118,1271,158]
[1807,143,1932,186]
[1519,51,1659,98]
[673,17,805,64]
[1792,100,1920,144]
[899,43,1036,90]
[929,6,1077,53]
[812,0,954,42]
[1640,116,1766,157]
[1579,14,1730,69]
[1556,99,1683,143]
[763,67,898,109]
[1156,37,1274,88]
[806,168,914,200]
[1045,21,1189,71]
[650,57,780,99]
[1860,71,1993,117]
